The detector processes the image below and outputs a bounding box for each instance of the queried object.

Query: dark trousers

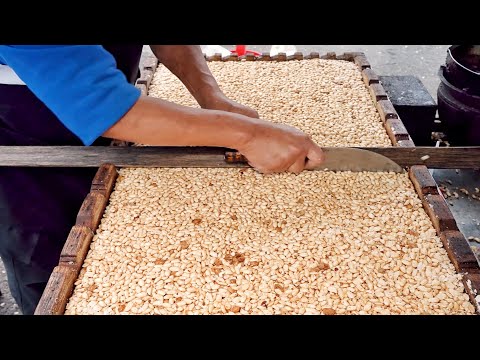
[0,84,105,314]
[0,45,142,314]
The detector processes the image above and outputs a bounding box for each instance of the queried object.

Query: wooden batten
[439,230,480,274]
[136,83,148,96]
[34,266,78,315]
[410,165,480,313]
[341,52,364,61]
[422,194,459,233]
[294,52,304,60]
[206,53,223,62]
[259,53,272,61]
[141,53,159,72]
[376,99,399,123]
[396,139,416,147]
[386,118,411,142]
[362,68,380,86]
[224,54,238,62]
[135,69,154,90]
[60,226,94,269]
[276,52,287,62]
[135,53,159,93]
[408,166,439,195]
[75,192,108,232]
[35,166,117,314]
[462,273,480,314]
[369,83,388,101]
[90,164,118,198]
[320,52,336,60]
[353,54,371,70]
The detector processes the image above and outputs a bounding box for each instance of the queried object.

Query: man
[0,45,324,314]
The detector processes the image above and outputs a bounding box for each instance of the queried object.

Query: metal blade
[312,148,405,173]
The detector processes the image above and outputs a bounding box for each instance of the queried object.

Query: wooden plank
[409,165,439,195]
[439,230,480,273]
[90,164,118,198]
[386,118,411,142]
[34,266,78,315]
[245,54,256,61]
[60,226,94,268]
[1,146,479,168]
[353,54,371,70]
[422,194,458,233]
[362,68,380,86]
[462,273,480,313]
[76,192,108,232]
[369,83,388,101]
[376,99,399,123]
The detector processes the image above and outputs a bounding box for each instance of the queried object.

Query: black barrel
[437,45,480,146]
[444,45,480,95]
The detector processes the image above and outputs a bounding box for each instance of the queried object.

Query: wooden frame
[35,164,118,314]
[36,162,480,314]
[35,51,479,314]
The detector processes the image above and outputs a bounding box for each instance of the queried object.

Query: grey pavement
[0,45,454,315]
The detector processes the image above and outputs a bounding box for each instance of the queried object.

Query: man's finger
[287,156,307,174]
[305,144,325,170]
[239,107,259,118]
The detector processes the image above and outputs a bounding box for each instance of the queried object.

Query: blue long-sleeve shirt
[0,45,141,145]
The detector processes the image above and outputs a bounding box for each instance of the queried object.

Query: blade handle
[225,151,249,164]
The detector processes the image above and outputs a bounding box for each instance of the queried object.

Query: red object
[230,45,261,56]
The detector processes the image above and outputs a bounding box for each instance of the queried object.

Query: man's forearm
[103,95,255,148]
[149,45,221,108]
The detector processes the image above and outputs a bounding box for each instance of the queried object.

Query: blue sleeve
[0,45,141,145]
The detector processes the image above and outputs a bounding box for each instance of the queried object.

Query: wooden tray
[34,51,480,314]
[34,163,480,314]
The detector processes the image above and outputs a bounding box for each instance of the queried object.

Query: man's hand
[203,92,259,118]
[104,96,324,175]
[150,45,260,119]
[238,119,325,174]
